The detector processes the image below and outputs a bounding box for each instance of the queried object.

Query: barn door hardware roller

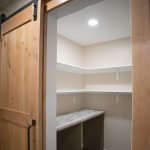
[0,14,6,25]
[33,0,38,21]
[0,0,38,24]
[0,14,6,31]
[0,14,6,40]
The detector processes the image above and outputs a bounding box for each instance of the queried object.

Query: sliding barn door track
[0,0,38,25]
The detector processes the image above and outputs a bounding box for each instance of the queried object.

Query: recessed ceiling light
[88,19,98,27]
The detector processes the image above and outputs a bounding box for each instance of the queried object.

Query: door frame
[43,1,72,149]
[43,0,150,150]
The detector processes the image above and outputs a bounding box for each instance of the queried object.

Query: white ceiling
[57,0,131,46]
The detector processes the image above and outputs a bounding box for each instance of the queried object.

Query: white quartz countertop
[56,109,104,131]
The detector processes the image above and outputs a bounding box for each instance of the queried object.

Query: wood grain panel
[1,22,35,113]
[45,0,72,12]
[0,120,28,150]
[0,0,44,150]
[132,0,150,149]
[0,20,36,150]
[0,108,32,127]
[1,6,32,35]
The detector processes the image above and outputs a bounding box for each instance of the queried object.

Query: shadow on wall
[83,94,132,150]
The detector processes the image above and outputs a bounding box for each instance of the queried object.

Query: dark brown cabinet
[57,110,104,150]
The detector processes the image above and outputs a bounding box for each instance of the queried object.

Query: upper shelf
[57,62,132,74]
[57,89,132,95]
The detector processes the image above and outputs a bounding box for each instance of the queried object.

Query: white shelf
[57,89,132,95]
[84,89,132,94]
[57,90,84,94]
[57,62,132,74]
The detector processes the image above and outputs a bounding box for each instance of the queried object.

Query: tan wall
[57,71,84,91]
[57,94,83,115]
[57,36,131,68]
[57,35,84,66]
[84,71,132,92]
[57,36,132,150]
[83,37,132,68]
[83,94,132,150]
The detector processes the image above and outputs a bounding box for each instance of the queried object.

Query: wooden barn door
[0,1,43,150]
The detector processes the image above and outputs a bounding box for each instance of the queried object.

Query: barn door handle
[27,119,36,150]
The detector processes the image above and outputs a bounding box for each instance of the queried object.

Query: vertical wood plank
[132,0,150,149]
[45,0,72,12]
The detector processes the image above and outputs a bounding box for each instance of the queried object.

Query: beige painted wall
[57,94,83,115]
[57,71,132,92]
[83,37,132,68]
[84,72,132,92]
[57,35,84,66]
[57,36,132,150]
[57,71,84,90]
[57,36,131,68]
[83,94,132,150]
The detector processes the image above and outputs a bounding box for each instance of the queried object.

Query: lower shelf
[57,110,104,150]
[56,109,104,131]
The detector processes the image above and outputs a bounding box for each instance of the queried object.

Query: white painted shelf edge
[57,62,132,74]
[57,89,132,95]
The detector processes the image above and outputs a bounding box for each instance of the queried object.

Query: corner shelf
[57,89,132,95]
[57,62,132,74]
[57,90,84,94]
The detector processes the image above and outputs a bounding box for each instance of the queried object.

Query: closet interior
[48,0,132,150]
